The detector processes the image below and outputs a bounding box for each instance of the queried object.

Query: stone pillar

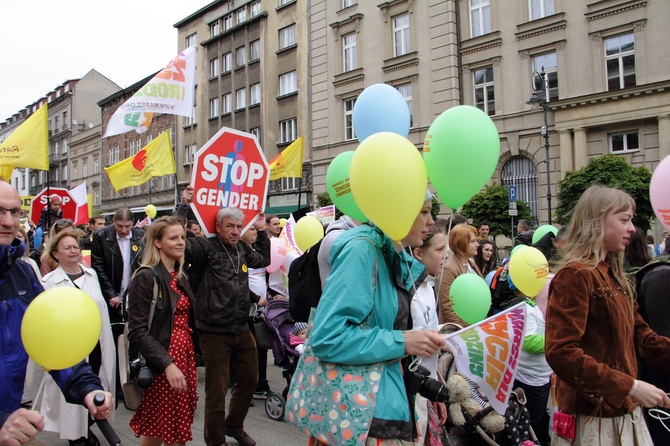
[558,129,573,179]
[658,114,670,161]
[573,127,588,170]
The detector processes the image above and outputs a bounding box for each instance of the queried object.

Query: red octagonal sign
[190,127,269,237]
[29,187,77,227]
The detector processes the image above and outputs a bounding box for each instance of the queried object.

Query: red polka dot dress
[130,272,198,443]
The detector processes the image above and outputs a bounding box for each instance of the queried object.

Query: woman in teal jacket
[311,197,445,444]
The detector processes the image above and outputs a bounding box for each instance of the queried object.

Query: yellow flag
[0,104,48,170]
[0,166,13,181]
[104,131,176,191]
[269,136,304,180]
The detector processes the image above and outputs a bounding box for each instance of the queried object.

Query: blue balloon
[485,270,496,287]
[353,84,411,142]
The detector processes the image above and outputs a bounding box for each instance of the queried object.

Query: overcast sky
[0,0,212,121]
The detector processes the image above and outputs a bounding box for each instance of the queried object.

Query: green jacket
[311,224,426,441]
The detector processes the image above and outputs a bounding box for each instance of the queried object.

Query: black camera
[129,356,154,389]
[404,364,449,403]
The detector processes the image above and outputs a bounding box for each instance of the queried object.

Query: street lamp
[527,68,552,225]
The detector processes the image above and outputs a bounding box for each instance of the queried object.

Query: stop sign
[190,127,269,237]
[30,187,77,227]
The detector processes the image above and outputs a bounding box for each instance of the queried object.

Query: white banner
[443,303,526,414]
[104,46,197,137]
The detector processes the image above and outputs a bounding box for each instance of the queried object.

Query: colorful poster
[308,205,336,224]
[104,46,197,137]
[443,303,526,414]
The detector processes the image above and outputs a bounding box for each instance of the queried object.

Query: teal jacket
[311,224,426,441]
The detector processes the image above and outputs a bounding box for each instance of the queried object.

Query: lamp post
[527,69,552,225]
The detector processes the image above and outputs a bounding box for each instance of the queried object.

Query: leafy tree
[460,183,533,238]
[555,155,652,231]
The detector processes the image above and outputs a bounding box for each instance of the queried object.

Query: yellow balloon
[145,204,157,218]
[350,132,427,241]
[279,218,287,228]
[21,288,102,370]
[508,246,549,298]
[294,216,324,252]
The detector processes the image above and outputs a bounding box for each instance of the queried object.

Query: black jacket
[37,206,62,232]
[91,224,144,323]
[184,231,270,334]
[127,264,197,373]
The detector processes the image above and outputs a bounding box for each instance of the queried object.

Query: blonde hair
[139,216,186,279]
[558,185,635,296]
[46,231,80,264]
[449,224,478,257]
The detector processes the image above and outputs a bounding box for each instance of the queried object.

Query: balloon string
[435,211,454,300]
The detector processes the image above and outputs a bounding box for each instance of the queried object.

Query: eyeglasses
[0,207,21,219]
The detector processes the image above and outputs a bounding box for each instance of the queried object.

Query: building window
[279,24,296,49]
[474,67,495,116]
[250,83,261,105]
[250,1,261,17]
[94,158,100,174]
[236,8,247,24]
[114,146,120,163]
[344,98,356,141]
[55,141,59,154]
[393,13,410,57]
[343,32,357,72]
[185,103,197,125]
[136,138,141,151]
[236,88,247,110]
[223,15,233,30]
[62,111,68,129]
[55,116,60,131]
[396,83,413,127]
[94,189,100,206]
[343,0,356,7]
[533,52,559,101]
[222,93,232,114]
[470,0,491,38]
[210,20,220,37]
[610,131,639,153]
[279,71,298,95]
[62,139,68,154]
[129,140,135,156]
[250,127,260,139]
[184,144,197,166]
[530,0,554,20]
[83,161,88,177]
[250,39,260,61]
[279,0,293,5]
[279,118,297,143]
[209,57,220,78]
[185,33,197,48]
[222,52,232,73]
[210,97,219,118]
[236,46,246,67]
[605,34,636,91]
[281,177,299,191]
[501,156,539,224]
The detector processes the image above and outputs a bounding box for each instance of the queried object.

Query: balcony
[49,154,59,166]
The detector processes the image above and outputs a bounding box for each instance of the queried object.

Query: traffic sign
[190,127,269,237]
[508,185,517,202]
[29,187,77,227]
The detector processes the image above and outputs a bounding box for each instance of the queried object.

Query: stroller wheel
[265,393,285,421]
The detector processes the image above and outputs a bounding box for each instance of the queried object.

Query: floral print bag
[285,308,385,445]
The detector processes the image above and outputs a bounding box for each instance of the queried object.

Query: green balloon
[326,151,368,222]
[532,224,558,245]
[449,273,492,325]
[423,105,500,209]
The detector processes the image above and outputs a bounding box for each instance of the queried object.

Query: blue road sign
[509,185,517,202]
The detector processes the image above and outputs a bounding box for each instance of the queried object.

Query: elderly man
[177,185,270,446]
[0,181,113,445]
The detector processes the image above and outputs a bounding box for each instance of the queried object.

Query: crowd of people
[3,177,670,446]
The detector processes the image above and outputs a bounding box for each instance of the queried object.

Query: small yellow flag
[269,136,304,180]
[0,104,49,171]
[0,166,13,181]
[104,131,176,191]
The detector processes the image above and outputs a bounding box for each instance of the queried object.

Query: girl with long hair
[127,217,198,446]
[545,185,670,445]
[474,239,495,277]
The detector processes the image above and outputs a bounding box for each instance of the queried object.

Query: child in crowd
[290,322,307,354]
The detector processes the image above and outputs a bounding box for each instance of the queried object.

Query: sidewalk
[26,355,308,446]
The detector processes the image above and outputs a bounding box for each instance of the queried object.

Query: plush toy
[446,372,505,434]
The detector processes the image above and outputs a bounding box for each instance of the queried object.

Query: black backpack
[288,239,324,323]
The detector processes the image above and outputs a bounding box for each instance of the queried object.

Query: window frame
[210,20,220,37]
[605,33,636,91]
[343,32,357,72]
[470,0,491,38]
[393,13,411,57]
[279,70,298,96]
[473,67,495,116]
[344,98,356,141]
[609,131,640,154]
[209,97,220,118]
[222,93,232,114]
[236,46,247,68]
[222,52,232,73]
[532,52,559,102]
[236,87,247,110]
[279,24,297,50]
[250,39,261,62]
[250,83,261,106]
[529,0,554,21]
[209,57,220,79]
[279,118,297,143]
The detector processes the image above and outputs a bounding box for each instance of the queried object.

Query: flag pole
[297,177,302,213]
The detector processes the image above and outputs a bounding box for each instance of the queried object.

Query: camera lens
[419,378,449,403]
[137,366,154,389]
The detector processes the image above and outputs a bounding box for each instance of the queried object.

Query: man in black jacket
[91,208,144,400]
[177,185,269,446]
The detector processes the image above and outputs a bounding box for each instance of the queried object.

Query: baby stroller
[253,299,300,421]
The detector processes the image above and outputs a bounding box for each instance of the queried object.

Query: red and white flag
[70,182,89,225]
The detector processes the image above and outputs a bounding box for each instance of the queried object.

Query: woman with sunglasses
[40,231,115,446]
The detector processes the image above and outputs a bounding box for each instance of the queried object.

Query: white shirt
[116,233,131,297]
[411,276,439,378]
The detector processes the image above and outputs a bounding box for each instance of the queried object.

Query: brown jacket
[438,255,482,326]
[546,261,670,417]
